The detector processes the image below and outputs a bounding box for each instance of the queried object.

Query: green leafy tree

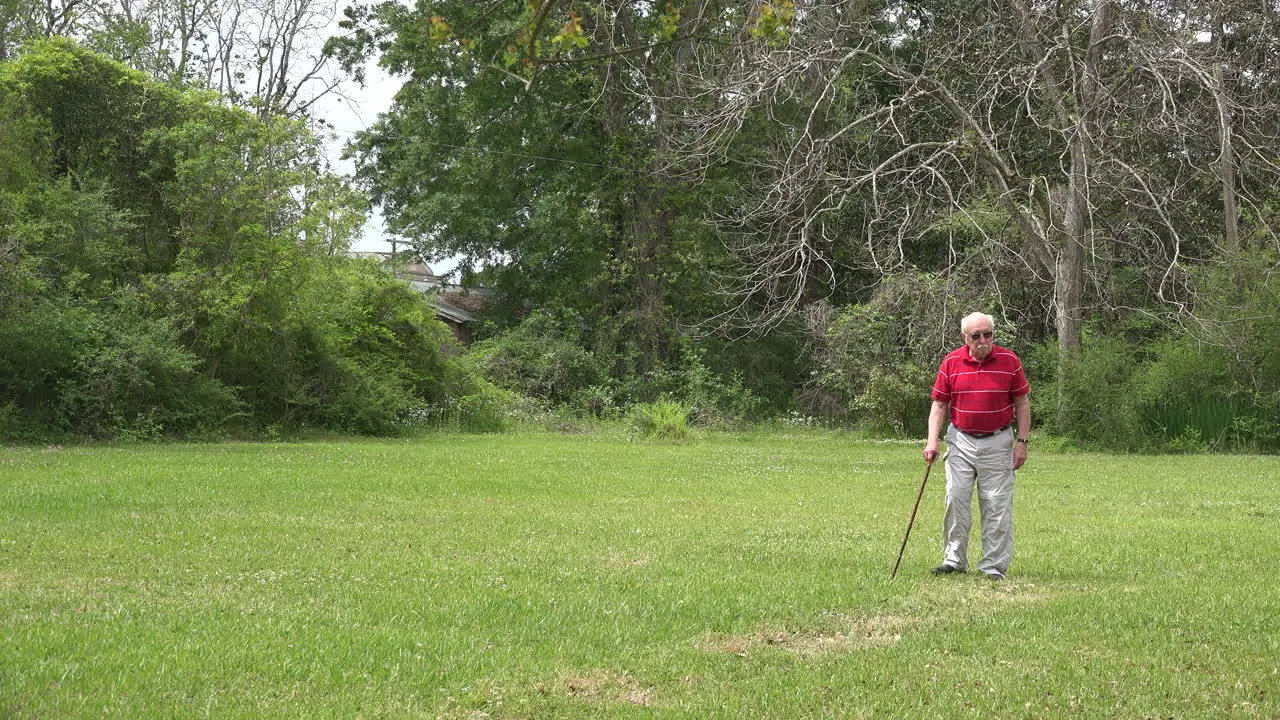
[0,39,461,439]
[333,1,754,380]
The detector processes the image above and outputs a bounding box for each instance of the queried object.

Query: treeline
[465,274,1280,453]
[329,0,1280,453]
[3,12,1279,454]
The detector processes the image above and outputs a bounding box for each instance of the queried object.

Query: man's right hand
[923,443,939,464]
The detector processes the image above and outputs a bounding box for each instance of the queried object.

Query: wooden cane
[891,459,934,579]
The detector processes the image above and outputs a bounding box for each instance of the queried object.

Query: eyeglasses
[967,330,994,341]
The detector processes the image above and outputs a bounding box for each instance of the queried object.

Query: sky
[310,32,462,276]
[311,56,398,252]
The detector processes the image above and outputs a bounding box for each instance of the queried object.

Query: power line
[418,138,621,170]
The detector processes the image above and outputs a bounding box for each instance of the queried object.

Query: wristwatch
[1016,437,1029,445]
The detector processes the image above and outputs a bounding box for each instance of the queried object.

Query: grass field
[2,433,1278,718]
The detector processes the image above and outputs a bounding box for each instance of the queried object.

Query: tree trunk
[1005,0,1110,428]
[631,183,671,375]
[1053,173,1087,431]
[594,10,672,378]
[1213,62,1242,290]
[603,1,709,377]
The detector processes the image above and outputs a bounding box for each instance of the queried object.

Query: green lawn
[2,433,1277,718]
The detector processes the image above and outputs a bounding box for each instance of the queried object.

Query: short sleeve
[931,360,952,402]
[1010,359,1029,398]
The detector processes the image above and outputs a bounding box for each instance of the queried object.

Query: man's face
[962,319,995,361]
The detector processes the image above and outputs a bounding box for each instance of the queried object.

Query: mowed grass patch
[1,434,1277,718]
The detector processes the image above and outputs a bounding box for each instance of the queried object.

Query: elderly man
[923,312,1030,580]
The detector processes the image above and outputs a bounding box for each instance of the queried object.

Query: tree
[0,40,460,439]
[0,0,349,119]
[645,0,1280,426]
[333,1,742,377]
[334,0,1280,431]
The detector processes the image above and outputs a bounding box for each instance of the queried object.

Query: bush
[303,269,460,435]
[0,43,498,440]
[470,311,606,404]
[629,400,692,442]
[1020,341,1061,435]
[407,359,519,433]
[853,363,934,436]
[798,267,1025,433]
[1053,337,1146,449]
[626,348,766,427]
[456,384,518,432]
[1049,327,1280,453]
[1224,402,1280,454]
[694,333,805,413]
[1129,339,1237,449]
[803,285,992,431]
[315,356,420,436]
[568,384,621,419]
[469,314,767,427]
[0,289,243,441]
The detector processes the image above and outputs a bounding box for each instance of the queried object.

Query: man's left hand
[1012,442,1027,470]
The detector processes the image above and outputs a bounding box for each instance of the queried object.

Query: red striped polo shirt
[931,344,1030,433]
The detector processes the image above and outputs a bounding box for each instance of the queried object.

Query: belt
[958,423,1011,439]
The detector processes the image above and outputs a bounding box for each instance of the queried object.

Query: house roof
[350,251,437,282]
[350,251,491,324]
[438,289,491,314]
[396,262,435,283]
[432,298,477,324]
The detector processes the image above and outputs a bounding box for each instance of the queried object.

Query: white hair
[960,312,995,334]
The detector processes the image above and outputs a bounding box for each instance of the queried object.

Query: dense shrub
[436,360,519,432]
[695,333,806,412]
[0,291,244,441]
[1049,325,1280,453]
[470,311,606,405]
[304,265,459,434]
[624,348,766,426]
[852,364,935,436]
[802,275,1000,434]
[629,400,692,442]
[1052,337,1146,448]
[0,42,469,440]
[471,312,766,426]
[798,267,1025,433]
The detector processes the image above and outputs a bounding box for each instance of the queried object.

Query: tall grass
[2,434,1278,718]
[629,400,692,441]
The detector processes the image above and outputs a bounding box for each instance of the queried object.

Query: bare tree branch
[646,0,1278,353]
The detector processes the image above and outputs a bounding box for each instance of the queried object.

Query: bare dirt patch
[695,614,911,657]
[560,670,652,707]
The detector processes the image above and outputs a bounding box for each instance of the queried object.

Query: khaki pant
[942,424,1015,575]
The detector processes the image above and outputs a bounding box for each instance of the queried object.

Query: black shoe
[983,570,1006,581]
[931,564,965,575]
